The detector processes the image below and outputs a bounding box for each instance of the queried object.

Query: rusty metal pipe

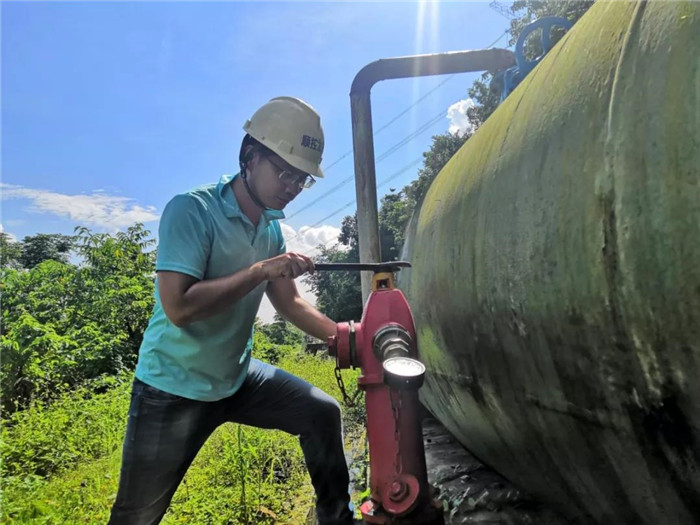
[350,49,515,301]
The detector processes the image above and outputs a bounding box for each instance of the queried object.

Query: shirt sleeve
[156,194,211,280]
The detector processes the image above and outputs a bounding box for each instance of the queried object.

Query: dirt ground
[423,418,569,525]
[306,416,569,525]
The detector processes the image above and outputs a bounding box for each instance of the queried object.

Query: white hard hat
[243,96,325,178]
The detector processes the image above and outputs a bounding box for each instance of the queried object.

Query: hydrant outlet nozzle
[327,335,338,357]
[373,325,413,362]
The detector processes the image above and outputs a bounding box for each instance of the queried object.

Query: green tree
[1,261,83,410]
[337,214,360,259]
[377,133,462,265]
[468,0,595,128]
[305,214,366,322]
[507,0,595,51]
[466,72,501,130]
[380,0,594,248]
[307,243,363,322]
[72,224,157,366]
[308,132,467,321]
[252,316,303,364]
[403,132,471,208]
[0,232,22,269]
[258,313,303,346]
[307,1,594,321]
[1,224,156,413]
[379,191,411,262]
[18,233,73,269]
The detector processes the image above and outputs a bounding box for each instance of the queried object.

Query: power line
[284,108,445,222]
[373,75,456,135]
[489,1,516,20]
[283,29,515,254]
[285,158,422,245]
[487,28,511,47]
[284,29,511,223]
[308,74,453,181]
[302,158,421,231]
[375,111,445,162]
[292,30,515,253]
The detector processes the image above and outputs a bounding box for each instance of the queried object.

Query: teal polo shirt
[135,174,285,401]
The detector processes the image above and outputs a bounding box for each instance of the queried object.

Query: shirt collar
[217,173,285,221]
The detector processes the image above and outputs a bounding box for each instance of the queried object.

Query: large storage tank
[400,1,700,523]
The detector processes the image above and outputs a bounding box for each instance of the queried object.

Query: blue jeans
[109,359,353,525]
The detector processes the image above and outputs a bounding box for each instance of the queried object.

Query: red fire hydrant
[327,264,444,524]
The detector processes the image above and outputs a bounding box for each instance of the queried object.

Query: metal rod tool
[314,261,411,273]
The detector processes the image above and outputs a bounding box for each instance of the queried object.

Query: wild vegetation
[1,353,362,524]
[0,225,364,523]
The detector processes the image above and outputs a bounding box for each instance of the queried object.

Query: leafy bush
[1,225,156,413]
[1,375,132,481]
[256,314,304,346]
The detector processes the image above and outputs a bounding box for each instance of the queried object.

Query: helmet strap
[239,160,270,211]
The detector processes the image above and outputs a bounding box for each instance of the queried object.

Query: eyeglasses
[266,156,316,190]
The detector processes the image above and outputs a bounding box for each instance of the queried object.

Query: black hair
[238,135,276,175]
[237,134,272,210]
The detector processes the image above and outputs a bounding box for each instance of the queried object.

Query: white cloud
[280,223,342,254]
[447,98,475,136]
[1,183,159,231]
[0,223,17,242]
[257,223,342,323]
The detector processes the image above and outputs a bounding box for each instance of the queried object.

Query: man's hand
[158,252,316,327]
[254,252,315,280]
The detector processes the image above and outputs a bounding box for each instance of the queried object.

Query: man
[109,97,355,525]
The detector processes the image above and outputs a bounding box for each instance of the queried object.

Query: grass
[1,351,365,524]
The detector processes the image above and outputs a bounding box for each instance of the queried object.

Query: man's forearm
[168,266,266,326]
[281,296,336,341]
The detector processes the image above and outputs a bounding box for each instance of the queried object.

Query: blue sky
[2,0,512,251]
[2,0,516,320]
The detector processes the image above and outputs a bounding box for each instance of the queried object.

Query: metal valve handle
[314,261,411,272]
